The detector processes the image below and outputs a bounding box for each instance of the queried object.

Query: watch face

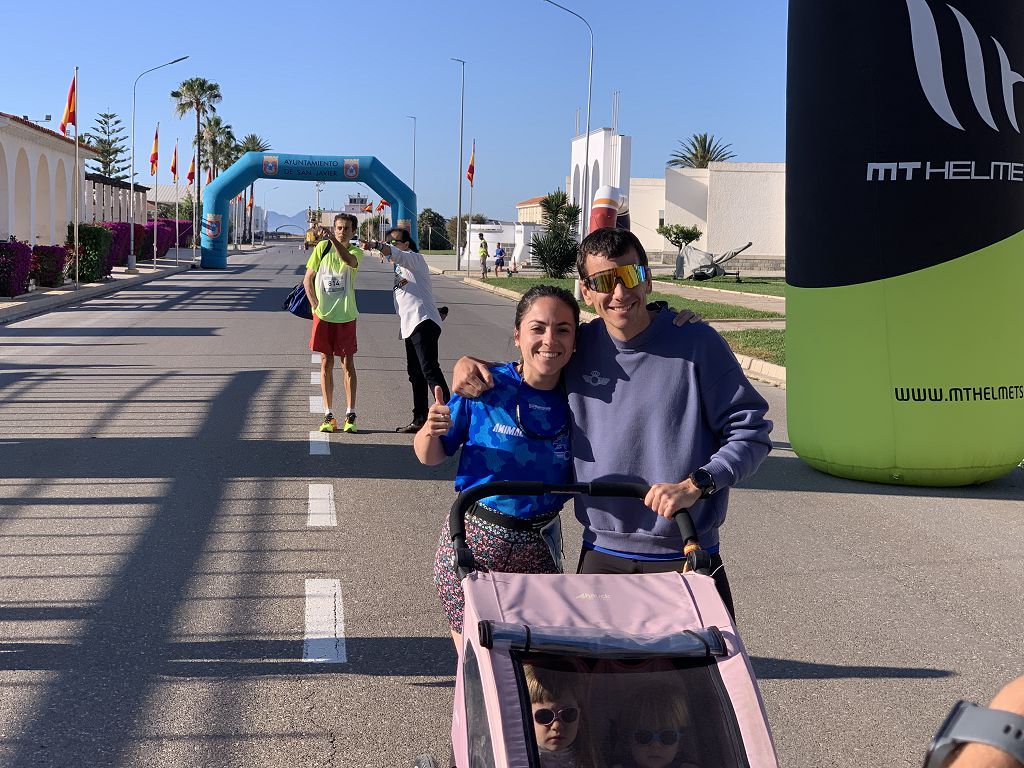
[692,469,713,490]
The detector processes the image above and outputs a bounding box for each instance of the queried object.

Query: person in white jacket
[366,228,450,433]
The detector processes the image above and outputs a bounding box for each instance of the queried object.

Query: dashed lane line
[309,431,330,455]
[303,578,347,663]
[307,483,337,526]
[309,395,324,413]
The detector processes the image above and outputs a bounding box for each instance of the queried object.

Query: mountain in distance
[265,210,309,234]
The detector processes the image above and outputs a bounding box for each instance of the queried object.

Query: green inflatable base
[787,232,1024,487]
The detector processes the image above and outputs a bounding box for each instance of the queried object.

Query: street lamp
[129,55,188,273]
[542,0,593,236]
[406,115,417,192]
[451,58,466,270]
[262,185,279,245]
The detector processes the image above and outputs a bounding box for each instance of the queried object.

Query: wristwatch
[924,700,1024,768]
[688,468,717,499]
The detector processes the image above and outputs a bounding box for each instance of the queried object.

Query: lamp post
[542,0,593,236]
[406,115,417,192]
[129,55,188,273]
[451,57,466,270]
[263,186,279,245]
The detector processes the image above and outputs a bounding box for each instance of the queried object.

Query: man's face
[334,220,354,241]
[388,232,410,251]
[579,247,652,341]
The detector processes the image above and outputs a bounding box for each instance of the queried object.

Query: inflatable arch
[200,152,416,269]
[786,0,1024,486]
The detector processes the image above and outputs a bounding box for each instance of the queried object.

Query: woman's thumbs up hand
[423,386,452,437]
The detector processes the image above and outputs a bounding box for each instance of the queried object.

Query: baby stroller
[674,242,752,283]
[416,480,778,768]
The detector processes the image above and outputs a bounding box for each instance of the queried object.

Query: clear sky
[3,0,788,221]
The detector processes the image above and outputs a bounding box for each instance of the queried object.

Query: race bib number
[320,270,348,295]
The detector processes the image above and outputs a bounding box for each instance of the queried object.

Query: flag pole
[152,122,158,270]
[174,140,179,265]
[466,140,476,279]
[73,67,80,290]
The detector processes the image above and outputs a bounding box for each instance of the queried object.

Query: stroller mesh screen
[516,653,749,768]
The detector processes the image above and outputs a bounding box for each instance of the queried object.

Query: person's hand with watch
[925,676,1024,768]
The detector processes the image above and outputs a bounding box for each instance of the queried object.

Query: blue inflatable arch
[200,152,416,268]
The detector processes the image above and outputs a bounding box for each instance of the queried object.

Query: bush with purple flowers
[30,245,69,288]
[0,239,34,297]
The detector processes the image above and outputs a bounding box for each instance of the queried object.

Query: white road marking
[309,431,330,455]
[311,353,320,364]
[310,371,319,386]
[309,395,323,413]
[307,484,337,526]
[304,579,347,663]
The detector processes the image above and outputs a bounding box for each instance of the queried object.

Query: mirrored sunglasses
[533,707,579,726]
[633,729,681,746]
[581,264,649,293]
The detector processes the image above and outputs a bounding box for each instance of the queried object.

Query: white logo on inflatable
[906,0,1024,131]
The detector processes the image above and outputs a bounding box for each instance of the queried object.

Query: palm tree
[170,78,222,203]
[667,132,736,169]
[237,133,272,241]
[530,190,581,278]
[198,115,236,179]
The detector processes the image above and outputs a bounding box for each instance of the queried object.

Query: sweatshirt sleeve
[697,331,774,489]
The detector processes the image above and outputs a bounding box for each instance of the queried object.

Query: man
[478,233,489,278]
[494,243,506,276]
[303,213,362,434]
[365,227,450,433]
[453,228,772,616]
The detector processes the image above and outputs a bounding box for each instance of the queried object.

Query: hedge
[30,245,69,288]
[0,239,33,297]
[68,222,114,283]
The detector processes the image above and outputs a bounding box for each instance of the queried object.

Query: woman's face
[531,697,580,753]
[514,296,576,384]
[629,725,681,768]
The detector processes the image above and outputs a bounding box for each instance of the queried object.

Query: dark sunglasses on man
[580,264,649,293]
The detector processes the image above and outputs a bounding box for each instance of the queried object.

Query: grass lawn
[422,249,455,255]
[481,277,783,320]
[718,329,786,366]
[653,274,786,297]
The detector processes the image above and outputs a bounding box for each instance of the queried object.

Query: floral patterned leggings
[433,513,558,634]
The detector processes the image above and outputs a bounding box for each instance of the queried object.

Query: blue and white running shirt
[440,362,571,518]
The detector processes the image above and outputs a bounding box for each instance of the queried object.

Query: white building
[566,126,786,271]
[0,112,101,245]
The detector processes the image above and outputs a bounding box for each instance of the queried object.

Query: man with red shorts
[303,213,363,433]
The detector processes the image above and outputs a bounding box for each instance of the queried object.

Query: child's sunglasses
[580,264,649,293]
[633,729,681,746]
[533,707,580,726]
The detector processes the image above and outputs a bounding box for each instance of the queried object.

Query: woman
[414,285,579,645]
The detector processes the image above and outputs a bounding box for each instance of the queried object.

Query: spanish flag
[206,167,213,185]
[187,154,195,185]
[150,124,159,176]
[170,141,178,183]
[59,72,77,137]
[376,199,389,212]
[247,193,253,210]
[362,202,373,213]
[466,140,475,187]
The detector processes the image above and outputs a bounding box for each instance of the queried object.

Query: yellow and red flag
[186,154,195,185]
[150,124,159,176]
[466,140,475,186]
[170,141,178,183]
[59,72,77,137]
[376,199,390,212]
[205,167,213,185]
[362,202,373,213]
[247,193,253,210]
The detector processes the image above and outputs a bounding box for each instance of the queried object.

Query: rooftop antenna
[611,91,620,133]
[575,107,581,136]
[22,114,52,124]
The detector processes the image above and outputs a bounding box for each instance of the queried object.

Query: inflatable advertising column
[787,1,1024,485]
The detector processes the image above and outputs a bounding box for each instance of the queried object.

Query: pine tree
[83,113,129,179]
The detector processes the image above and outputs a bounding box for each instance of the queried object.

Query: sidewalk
[0,249,195,326]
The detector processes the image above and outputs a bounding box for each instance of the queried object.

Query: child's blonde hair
[522,661,579,705]
[620,685,691,734]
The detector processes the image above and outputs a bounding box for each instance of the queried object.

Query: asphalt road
[0,243,1021,768]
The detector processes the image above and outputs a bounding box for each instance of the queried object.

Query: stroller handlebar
[448,481,704,579]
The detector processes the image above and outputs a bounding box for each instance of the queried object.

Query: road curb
[461,276,787,388]
[0,263,192,326]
